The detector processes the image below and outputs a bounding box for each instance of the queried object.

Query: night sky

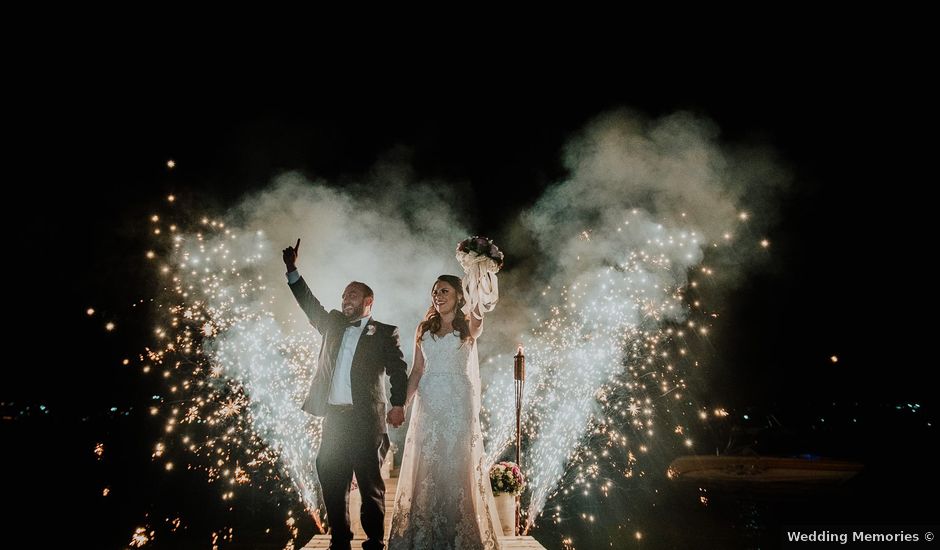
[6,58,937,549]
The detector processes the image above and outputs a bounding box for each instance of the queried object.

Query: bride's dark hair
[417,275,471,345]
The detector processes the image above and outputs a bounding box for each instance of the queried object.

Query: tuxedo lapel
[315,317,345,391]
[349,319,375,375]
[325,323,344,373]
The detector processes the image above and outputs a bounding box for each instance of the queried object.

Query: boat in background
[668,455,863,487]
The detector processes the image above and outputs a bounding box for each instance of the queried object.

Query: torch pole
[513,345,525,536]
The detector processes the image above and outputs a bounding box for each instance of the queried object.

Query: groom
[283,239,407,550]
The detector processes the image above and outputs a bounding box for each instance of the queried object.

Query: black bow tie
[345,319,363,328]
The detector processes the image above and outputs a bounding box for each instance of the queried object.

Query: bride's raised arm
[469,303,484,340]
[405,323,426,407]
[456,236,502,341]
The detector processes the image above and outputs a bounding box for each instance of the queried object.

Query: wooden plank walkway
[304,535,545,548]
[302,454,544,549]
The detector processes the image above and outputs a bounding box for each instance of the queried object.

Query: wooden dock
[302,456,544,549]
[304,533,545,549]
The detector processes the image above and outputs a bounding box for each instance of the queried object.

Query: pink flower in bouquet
[489,460,526,496]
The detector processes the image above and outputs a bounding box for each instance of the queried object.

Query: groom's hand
[387,406,405,428]
[282,238,300,271]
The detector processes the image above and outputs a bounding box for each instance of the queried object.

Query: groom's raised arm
[288,277,331,335]
[283,238,331,334]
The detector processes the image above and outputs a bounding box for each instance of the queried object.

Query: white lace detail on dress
[388,332,501,550]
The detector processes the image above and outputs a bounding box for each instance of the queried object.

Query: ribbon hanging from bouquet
[458,251,500,320]
[455,236,503,320]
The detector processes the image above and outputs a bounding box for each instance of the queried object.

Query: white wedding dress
[388,331,502,550]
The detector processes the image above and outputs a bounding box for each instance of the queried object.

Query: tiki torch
[513,344,525,536]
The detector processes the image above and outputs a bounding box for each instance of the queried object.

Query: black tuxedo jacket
[290,276,407,434]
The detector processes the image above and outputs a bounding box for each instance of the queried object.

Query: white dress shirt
[328,313,370,405]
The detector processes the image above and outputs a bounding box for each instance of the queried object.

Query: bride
[387,274,502,550]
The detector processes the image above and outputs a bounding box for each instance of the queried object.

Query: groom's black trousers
[317,404,390,550]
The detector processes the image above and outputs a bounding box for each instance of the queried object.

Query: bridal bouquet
[456,236,504,271]
[489,461,525,496]
[456,236,503,319]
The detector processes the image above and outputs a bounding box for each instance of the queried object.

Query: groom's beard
[343,303,365,320]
